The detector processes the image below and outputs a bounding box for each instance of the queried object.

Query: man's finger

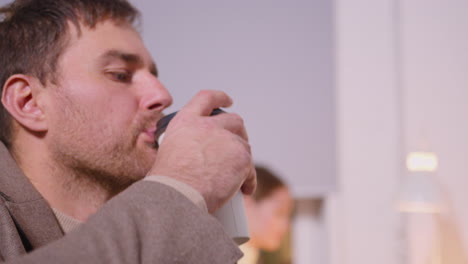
[241,165,257,195]
[209,113,249,141]
[181,90,233,116]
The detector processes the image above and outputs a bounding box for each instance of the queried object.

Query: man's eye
[107,71,132,83]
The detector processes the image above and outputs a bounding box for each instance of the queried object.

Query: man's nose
[139,75,173,112]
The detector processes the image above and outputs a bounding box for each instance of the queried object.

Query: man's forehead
[65,19,137,43]
[62,20,155,67]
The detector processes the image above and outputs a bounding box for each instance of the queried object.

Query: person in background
[239,165,293,264]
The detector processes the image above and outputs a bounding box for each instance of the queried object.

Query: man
[0,0,256,263]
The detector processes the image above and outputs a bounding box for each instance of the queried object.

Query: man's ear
[1,74,48,132]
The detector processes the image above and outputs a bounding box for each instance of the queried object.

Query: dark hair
[0,0,140,148]
[253,165,287,201]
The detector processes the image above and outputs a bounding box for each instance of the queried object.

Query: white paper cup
[213,191,250,245]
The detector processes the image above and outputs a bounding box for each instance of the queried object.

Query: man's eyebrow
[99,50,158,76]
[100,50,142,65]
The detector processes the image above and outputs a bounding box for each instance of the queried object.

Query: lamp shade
[397,152,442,214]
[397,171,442,213]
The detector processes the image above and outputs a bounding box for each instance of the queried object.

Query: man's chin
[135,135,157,151]
[136,145,157,169]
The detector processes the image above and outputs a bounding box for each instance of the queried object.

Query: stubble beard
[49,100,155,198]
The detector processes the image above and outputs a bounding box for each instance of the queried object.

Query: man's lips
[144,127,156,140]
[139,114,164,145]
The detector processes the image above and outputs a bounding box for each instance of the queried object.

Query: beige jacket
[0,143,242,263]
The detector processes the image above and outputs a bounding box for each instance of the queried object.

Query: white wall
[330,0,468,264]
[329,0,401,263]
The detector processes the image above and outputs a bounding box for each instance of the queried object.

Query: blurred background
[2,0,466,263]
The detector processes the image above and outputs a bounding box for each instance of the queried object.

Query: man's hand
[148,90,256,213]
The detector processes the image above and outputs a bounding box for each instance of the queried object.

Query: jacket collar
[0,142,63,249]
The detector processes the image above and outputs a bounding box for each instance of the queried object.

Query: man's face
[44,20,172,190]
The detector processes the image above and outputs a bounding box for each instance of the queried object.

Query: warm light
[398,201,442,214]
[406,152,438,172]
